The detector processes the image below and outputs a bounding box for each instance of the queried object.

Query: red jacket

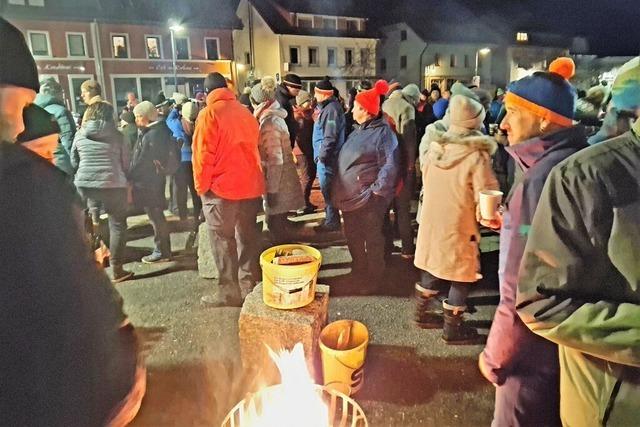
[192,88,264,199]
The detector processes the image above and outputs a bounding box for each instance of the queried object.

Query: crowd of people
[2,13,640,427]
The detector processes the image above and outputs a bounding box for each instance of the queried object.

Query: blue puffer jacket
[335,116,400,212]
[71,119,129,189]
[312,97,346,165]
[35,93,76,176]
[166,108,192,162]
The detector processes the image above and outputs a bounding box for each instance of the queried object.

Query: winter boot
[442,299,484,345]
[414,284,443,328]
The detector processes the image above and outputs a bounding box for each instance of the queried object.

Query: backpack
[154,135,181,176]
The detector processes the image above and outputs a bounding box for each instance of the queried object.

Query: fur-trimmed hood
[427,130,497,169]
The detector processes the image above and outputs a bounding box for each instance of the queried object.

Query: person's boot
[414,284,443,328]
[185,230,198,251]
[442,299,484,345]
[112,265,134,283]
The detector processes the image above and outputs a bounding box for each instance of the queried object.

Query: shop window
[113,78,138,111]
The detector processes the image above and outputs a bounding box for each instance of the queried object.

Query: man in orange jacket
[192,72,265,306]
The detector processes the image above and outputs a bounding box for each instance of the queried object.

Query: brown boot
[414,285,443,328]
[112,265,134,283]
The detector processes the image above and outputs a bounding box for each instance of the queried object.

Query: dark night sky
[365,0,640,56]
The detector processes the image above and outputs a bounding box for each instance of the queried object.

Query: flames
[241,343,329,427]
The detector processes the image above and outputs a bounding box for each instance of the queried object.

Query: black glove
[267,193,279,207]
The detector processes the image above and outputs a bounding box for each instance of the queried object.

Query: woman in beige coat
[251,77,305,243]
[414,83,499,345]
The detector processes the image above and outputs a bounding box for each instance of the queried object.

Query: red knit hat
[355,80,390,116]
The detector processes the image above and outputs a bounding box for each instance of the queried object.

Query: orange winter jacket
[192,88,265,199]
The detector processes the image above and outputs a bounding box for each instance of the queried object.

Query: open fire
[222,343,367,427]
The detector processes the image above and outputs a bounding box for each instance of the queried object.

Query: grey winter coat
[382,90,418,177]
[35,93,76,176]
[71,118,129,189]
[255,101,304,215]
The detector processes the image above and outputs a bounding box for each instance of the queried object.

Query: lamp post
[474,47,491,85]
[169,22,184,91]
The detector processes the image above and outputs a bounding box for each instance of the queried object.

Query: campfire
[222,343,368,427]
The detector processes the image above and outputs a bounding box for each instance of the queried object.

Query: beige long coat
[414,130,499,283]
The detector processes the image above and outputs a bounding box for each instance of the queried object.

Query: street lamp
[474,47,491,83]
[169,21,185,91]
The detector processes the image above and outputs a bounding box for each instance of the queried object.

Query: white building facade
[234,0,377,95]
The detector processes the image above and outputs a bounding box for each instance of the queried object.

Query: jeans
[420,270,472,307]
[342,195,389,282]
[174,162,202,220]
[316,161,340,227]
[78,187,128,267]
[392,171,416,254]
[144,206,171,257]
[296,153,317,208]
[201,192,261,291]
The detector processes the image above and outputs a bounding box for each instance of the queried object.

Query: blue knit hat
[505,57,577,127]
[611,57,640,112]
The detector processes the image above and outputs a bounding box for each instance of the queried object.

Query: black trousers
[78,187,128,267]
[174,162,202,220]
[144,206,171,257]
[392,171,416,255]
[342,195,389,282]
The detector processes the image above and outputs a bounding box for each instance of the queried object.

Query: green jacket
[516,119,640,426]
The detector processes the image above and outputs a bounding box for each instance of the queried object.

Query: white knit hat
[133,100,158,121]
[448,82,485,134]
[250,76,277,105]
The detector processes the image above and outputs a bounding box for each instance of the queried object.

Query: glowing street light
[474,47,491,84]
[169,21,185,90]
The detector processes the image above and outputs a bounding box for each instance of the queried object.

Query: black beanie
[0,18,40,92]
[16,104,60,144]
[204,72,228,93]
[283,73,302,89]
[315,78,334,93]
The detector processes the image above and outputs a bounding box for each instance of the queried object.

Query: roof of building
[0,0,242,29]
[248,0,379,38]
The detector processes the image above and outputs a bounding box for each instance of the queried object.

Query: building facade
[234,0,378,95]
[3,0,239,115]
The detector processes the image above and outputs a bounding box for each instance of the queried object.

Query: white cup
[479,190,504,220]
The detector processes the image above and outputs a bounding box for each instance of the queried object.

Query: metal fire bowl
[221,384,368,427]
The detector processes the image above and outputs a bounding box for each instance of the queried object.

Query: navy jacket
[312,97,346,165]
[335,116,400,212]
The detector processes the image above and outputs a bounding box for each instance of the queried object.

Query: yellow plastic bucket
[319,320,369,396]
[259,244,322,310]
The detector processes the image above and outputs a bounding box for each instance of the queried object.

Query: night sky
[358,0,640,56]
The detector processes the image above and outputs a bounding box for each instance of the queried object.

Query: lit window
[517,32,529,42]
[67,33,86,57]
[111,34,128,58]
[145,36,162,59]
[308,47,318,66]
[29,31,50,56]
[205,38,220,60]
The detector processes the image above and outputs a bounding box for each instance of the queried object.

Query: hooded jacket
[192,88,264,200]
[0,142,140,426]
[517,120,640,426]
[35,93,76,175]
[166,108,192,162]
[312,96,346,165]
[335,116,400,212]
[414,129,499,282]
[382,90,418,180]
[255,101,304,215]
[71,118,129,189]
[481,126,588,425]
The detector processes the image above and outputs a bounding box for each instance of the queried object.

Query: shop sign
[37,63,87,72]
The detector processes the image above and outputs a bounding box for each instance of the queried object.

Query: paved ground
[113,205,500,427]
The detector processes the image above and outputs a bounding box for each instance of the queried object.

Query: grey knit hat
[133,101,158,121]
[250,76,277,105]
[402,84,421,106]
[39,77,64,99]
